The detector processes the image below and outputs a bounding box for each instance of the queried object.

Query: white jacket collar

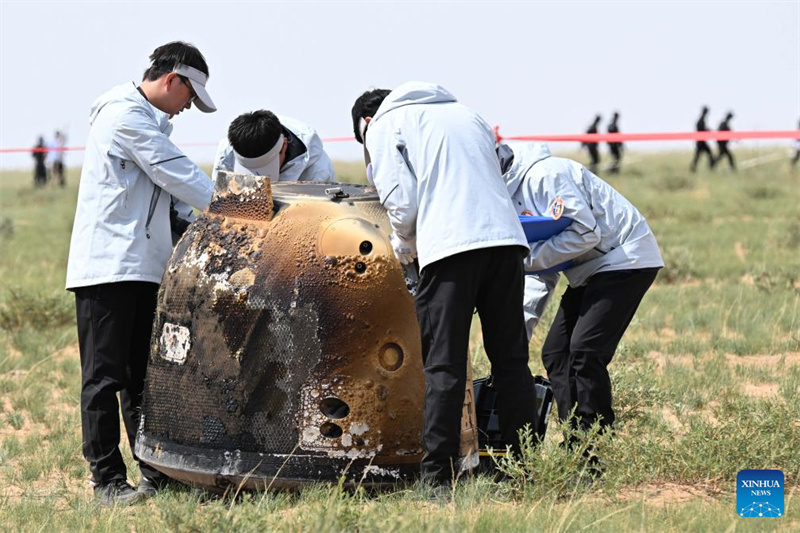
[88,82,172,134]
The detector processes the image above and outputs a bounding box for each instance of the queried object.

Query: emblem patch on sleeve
[548,197,565,220]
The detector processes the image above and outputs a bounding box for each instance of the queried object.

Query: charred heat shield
[135,173,437,490]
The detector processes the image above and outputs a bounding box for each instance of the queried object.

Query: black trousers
[714,142,736,170]
[415,246,537,483]
[608,144,623,174]
[691,142,714,172]
[74,281,162,484]
[541,268,659,432]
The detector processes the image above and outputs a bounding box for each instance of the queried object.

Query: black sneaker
[94,479,142,506]
[137,476,175,498]
[584,453,605,479]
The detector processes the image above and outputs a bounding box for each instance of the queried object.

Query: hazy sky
[1,0,798,169]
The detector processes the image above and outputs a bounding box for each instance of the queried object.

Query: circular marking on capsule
[379,343,404,372]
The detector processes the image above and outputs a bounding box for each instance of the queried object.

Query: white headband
[234,134,284,169]
[233,134,284,178]
[358,118,369,143]
[172,63,216,113]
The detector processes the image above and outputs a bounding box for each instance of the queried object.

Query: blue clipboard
[519,215,572,242]
[519,215,573,274]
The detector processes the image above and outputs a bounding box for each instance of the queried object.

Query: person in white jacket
[212,110,334,182]
[498,142,663,454]
[65,42,216,506]
[351,82,537,489]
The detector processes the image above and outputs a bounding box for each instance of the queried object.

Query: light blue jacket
[66,82,213,289]
[366,81,528,270]
[212,115,335,182]
[501,142,664,289]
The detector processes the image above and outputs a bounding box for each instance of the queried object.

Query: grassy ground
[0,150,798,532]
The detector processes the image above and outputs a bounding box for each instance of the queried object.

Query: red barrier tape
[2,146,87,154]
[2,130,797,153]
[499,130,800,143]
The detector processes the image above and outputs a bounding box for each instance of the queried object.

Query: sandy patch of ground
[646,351,800,373]
[656,328,678,341]
[0,408,47,442]
[734,242,748,262]
[742,383,780,398]
[1,343,24,364]
[725,352,800,367]
[658,407,685,434]
[613,482,720,505]
[0,465,93,512]
[689,183,711,201]
[627,327,712,347]
[646,351,696,373]
[51,343,79,363]
[740,274,755,286]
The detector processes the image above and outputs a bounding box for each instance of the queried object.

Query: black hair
[351,89,391,144]
[142,41,209,82]
[228,110,283,158]
[496,143,515,175]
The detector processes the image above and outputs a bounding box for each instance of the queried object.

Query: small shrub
[746,185,781,200]
[490,422,607,500]
[781,220,800,249]
[0,217,13,240]
[657,246,696,283]
[654,174,695,192]
[610,362,665,423]
[0,289,73,332]
[4,412,24,430]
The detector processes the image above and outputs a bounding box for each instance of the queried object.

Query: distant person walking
[690,106,714,173]
[607,112,623,174]
[49,130,67,187]
[713,112,736,171]
[32,136,47,187]
[791,119,800,169]
[583,115,601,174]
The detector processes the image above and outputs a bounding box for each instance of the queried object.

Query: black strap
[145,185,162,239]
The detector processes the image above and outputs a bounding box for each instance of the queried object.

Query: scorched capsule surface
[136,173,427,490]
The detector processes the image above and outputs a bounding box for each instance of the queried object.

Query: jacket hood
[89,82,172,133]
[372,81,458,123]
[502,142,552,196]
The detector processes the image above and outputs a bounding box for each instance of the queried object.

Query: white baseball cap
[173,63,216,113]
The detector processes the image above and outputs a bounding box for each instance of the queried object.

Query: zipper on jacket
[120,159,129,205]
[145,185,162,239]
